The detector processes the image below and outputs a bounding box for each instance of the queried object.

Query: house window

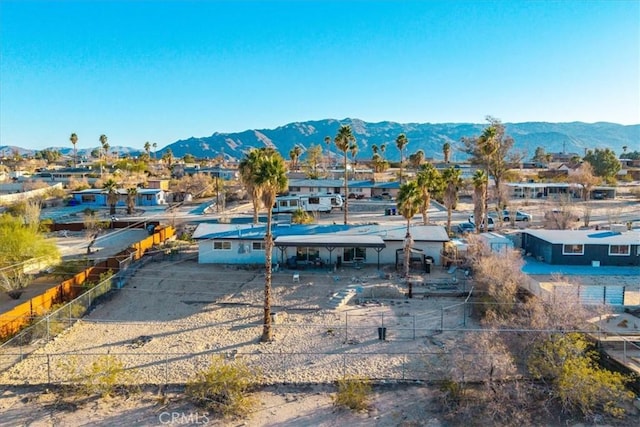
[252,241,266,251]
[609,245,630,256]
[296,247,319,262]
[290,186,301,192]
[562,244,584,255]
[213,241,232,250]
[343,247,367,262]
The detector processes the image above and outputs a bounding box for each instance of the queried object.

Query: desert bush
[528,332,635,419]
[186,355,259,418]
[332,376,372,411]
[58,355,136,398]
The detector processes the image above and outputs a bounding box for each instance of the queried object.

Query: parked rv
[272,194,344,213]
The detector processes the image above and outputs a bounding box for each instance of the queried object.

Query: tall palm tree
[289,145,303,171]
[442,166,462,235]
[102,178,119,216]
[99,134,108,175]
[239,148,265,224]
[144,141,151,159]
[472,170,488,233]
[416,163,443,225]
[70,133,78,168]
[126,187,138,215]
[152,142,157,160]
[380,143,386,160]
[253,149,288,342]
[324,135,331,170]
[443,142,451,164]
[349,143,358,179]
[396,180,421,277]
[395,134,408,184]
[334,125,356,225]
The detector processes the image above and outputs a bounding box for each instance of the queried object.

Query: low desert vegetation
[333,376,372,411]
[436,238,638,425]
[186,355,260,419]
[58,355,137,398]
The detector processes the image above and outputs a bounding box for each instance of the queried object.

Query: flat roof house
[193,223,449,270]
[521,229,640,267]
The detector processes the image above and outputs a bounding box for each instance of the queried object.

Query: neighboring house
[192,223,449,269]
[521,229,640,266]
[71,188,166,207]
[287,178,405,200]
[507,183,616,200]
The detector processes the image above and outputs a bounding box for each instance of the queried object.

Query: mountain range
[3,119,638,162]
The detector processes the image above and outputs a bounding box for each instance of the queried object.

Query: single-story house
[71,188,166,207]
[508,183,616,200]
[521,229,640,266]
[192,223,449,270]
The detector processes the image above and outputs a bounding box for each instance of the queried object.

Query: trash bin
[425,261,431,274]
[377,327,387,340]
[337,256,342,268]
[385,208,390,216]
[391,208,397,215]
[270,312,279,324]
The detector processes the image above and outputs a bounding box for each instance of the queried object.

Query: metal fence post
[47,354,51,384]
[345,314,348,343]
[343,354,346,378]
[165,352,169,386]
[440,307,444,331]
[412,315,416,340]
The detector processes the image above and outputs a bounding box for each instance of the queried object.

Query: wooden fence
[0,225,175,340]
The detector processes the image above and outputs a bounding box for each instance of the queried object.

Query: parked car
[372,192,393,201]
[455,222,476,234]
[502,210,532,222]
[468,214,496,231]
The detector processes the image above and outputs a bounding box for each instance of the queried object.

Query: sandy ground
[0,260,466,426]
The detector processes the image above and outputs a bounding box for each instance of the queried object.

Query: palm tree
[239,148,265,224]
[622,145,628,155]
[395,133,408,184]
[126,187,137,215]
[289,145,303,171]
[102,178,119,216]
[253,149,288,342]
[324,135,331,170]
[442,166,462,235]
[472,170,488,233]
[99,134,108,175]
[443,142,451,164]
[416,163,443,225]
[380,143,386,160]
[70,133,78,168]
[152,142,157,160]
[144,141,151,159]
[334,125,356,225]
[349,143,358,179]
[396,180,421,277]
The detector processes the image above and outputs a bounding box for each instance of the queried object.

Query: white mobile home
[272,194,343,213]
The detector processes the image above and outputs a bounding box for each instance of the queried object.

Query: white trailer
[272,194,343,213]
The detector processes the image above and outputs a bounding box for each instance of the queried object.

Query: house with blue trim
[193,222,449,269]
[70,188,167,207]
[521,229,640,267]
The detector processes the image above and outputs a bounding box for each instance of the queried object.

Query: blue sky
[1,0,638,151]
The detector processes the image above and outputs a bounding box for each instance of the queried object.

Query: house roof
[275,234,385,248]
[193,223,449,243]
[524,229,640,246]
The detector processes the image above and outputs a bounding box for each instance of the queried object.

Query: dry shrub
[186,355,259,419]
[333,376,372,411]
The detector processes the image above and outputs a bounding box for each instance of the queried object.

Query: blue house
[521,229,640,267]
[71,188,166,207]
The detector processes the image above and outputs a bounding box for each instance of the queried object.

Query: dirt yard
[0,259,468,426]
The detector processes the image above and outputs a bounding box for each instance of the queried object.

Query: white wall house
[192,223,449,269]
